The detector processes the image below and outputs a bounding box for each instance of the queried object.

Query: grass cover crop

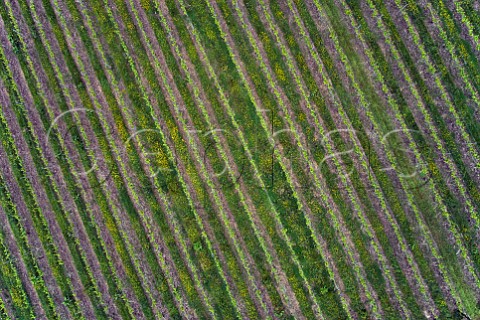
[0,0,479,319]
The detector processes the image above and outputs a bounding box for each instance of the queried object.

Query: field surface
[0,0,479,319]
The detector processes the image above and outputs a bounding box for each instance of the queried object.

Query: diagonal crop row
[0,34,91,320]
[1,0,477,319]
[135,0,283,317]
[220,0,413,316]
[93,1,249,317]
[423,2,480,119]
[418,1,480,126]
[313,2,456,316]
[0,200,48,320]
[167,1,356,318]
[152,0,342,316]
[38,0,203,316]
[48,0,210,318]
[445,0,480,55]
[0,134,75,320]
[186,0,392,316]
[245,1,433,317]
[0,98,62,320]
[312,0,468,316]
[173,3,342,318]
[285,0,436,309]
[0,80,109,320]
[269,0,435,315]
[381,0,480,213]
[268,1,403,317]
[268,0,441,317]
[64,0,231,316]
[359,0,480,305]
[0,5,148,317]
[0,212,36,320]
[334,0,480,316]
[0,286,13,320]
[106,0,289,317]
[202,1,360,318]
[0,3,151,318]
[12,0,177,317]
[384,0,480,269]
[292,0,468,318]
[81,0,274,316]
[358,0,480,237]
[221,1,376,316]
[0,17,125,318]
[426,0,480,91]
[332,0,478,310]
